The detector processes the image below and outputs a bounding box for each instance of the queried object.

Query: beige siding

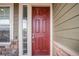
[53,3,66,18]
[53,3,79,56]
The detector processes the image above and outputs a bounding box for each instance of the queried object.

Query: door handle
[32,34,34,39]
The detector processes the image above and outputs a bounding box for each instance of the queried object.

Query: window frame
[0,4,14,46]
[19,3,32,56]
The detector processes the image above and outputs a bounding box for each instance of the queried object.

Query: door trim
[50,4,53,56]
[19,3,53,56]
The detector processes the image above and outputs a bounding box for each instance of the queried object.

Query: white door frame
[19,3,53,56]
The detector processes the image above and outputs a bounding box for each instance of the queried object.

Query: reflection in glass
[22,6,27,55]
[0,7,10,42]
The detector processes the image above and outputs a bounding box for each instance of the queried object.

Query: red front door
[32,7,50,56]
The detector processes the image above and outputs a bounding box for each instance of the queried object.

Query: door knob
[32,34,34,38]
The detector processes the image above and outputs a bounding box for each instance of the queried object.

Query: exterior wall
[0,3,19,56]
[53,3,79,56]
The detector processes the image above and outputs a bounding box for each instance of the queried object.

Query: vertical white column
[50,3,53,56]
[19,3,23,56]
[27,4,32,56]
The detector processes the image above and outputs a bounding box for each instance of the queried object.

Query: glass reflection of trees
[0,30,9,42]
[0,7,10,42]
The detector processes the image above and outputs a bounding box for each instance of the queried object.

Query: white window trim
[19,3,53,56]
[0,3,14,46]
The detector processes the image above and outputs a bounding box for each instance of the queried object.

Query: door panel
[32,7,50,56]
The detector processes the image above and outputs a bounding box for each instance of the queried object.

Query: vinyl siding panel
[55,29,79,40]
[55,4,79,25]
[53,4,66,22]
[54,4,75,23]
[53,3,79,56]
[55,36,79,52]
[53,4,66,18]
[55,16,79,31]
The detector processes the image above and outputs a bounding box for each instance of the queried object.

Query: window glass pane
[0,7,10,42]
[0,7,10,19]
[23,6,27,19]
[22,5,27,55]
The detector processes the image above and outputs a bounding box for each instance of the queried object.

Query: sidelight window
[22,5,27,55]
